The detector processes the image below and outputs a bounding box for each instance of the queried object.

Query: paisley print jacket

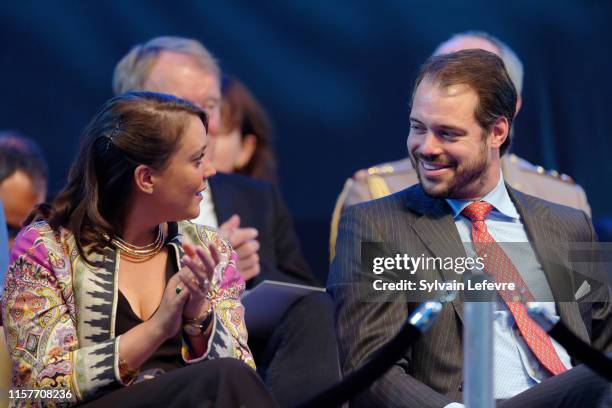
[1,221,253,406]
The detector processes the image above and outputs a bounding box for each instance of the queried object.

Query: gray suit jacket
[327,184,611,407]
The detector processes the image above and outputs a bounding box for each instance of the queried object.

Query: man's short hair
[434,31,524,95]
[112,36,220,95]
[0,132,48,186]
[412,49,518,156]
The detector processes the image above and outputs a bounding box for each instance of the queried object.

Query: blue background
[1,0,611,282]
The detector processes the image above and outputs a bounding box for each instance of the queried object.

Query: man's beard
[410,140,489,199]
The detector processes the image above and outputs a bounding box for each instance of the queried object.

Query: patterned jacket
[2,220,254,406]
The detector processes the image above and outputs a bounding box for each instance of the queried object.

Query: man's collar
[445,172,520,220]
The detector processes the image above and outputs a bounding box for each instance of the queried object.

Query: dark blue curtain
[1,0,610,281]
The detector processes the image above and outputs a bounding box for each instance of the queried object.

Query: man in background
[0,132,48,251]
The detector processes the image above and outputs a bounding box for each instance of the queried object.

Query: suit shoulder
[360,158,415,177]
[346,158,418,205]
[506,154,579,186]
[515,189,589,222]
[503,154,591,215]
[346,184,413,215]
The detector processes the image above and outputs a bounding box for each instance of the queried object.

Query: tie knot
[461,201,494,222]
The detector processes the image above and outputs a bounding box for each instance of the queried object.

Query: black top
[114,246,184,373]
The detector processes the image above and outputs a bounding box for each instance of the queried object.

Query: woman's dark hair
[220,76,278,183]
[28,91,207,263]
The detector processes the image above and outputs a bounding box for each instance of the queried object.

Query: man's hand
[219,214,261,282]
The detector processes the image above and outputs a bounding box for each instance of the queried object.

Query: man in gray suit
[328,50,610,407]
[329,31,590,261]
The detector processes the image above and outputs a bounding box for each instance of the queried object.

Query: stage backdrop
[1,1,610,282]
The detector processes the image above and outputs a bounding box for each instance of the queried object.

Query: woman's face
[151,115,216,221]
[210,127,256,173]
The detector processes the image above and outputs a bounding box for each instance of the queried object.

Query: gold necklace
[111,225,165,262]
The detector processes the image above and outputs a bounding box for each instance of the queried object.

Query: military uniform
[330,154,591,260]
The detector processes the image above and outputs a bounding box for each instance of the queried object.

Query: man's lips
[418,159,453,177]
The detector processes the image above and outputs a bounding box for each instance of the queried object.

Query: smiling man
[328,50,610,407]
[330,31,591,262]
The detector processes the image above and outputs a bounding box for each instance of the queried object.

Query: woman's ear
[235,134,257,169]
[134,164,155,194]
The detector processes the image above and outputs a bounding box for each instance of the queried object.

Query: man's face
[0,170,46,248]
[407,78,501,200]
[144,51,223,158]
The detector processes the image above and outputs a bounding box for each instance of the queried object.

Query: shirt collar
[445,171,520,220]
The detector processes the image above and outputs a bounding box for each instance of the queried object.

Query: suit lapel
[402,186,468,324]
[507,187,589,342]
[208,173,238,224]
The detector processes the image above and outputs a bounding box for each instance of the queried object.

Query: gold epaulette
[367,164,395,175]
[509,154,575,184]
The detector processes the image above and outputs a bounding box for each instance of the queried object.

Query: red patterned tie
[461,201,567,376]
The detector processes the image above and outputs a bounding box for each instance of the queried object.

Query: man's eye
[441,131,456,139]
[410,124,425,132]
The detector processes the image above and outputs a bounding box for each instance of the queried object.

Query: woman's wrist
[183,298,212,322]
[183,300,214,337]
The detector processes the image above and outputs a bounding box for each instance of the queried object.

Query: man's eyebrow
[436,124,467,134]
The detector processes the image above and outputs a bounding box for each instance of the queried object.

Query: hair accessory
[109,118,123,142]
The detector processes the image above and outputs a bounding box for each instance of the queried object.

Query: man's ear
[489,116,509,150]
[235,134,257,170]
[134,165,155,194]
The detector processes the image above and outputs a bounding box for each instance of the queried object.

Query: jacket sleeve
[2,226,123,405]
[269,184,318,286]
[327,205,453,408]
[580,212,612,353]
[180,225,255,369]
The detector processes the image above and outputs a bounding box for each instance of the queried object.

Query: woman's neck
[120,200,160,246]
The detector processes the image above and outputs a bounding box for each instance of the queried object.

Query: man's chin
[417,172,451,198]
[420,180,451,198]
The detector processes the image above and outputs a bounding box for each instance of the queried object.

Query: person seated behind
[1,92,276,407]
[213,75,278,184]
[0,132,48,250]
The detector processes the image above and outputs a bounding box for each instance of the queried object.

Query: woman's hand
[148,269,192,341]
[178,242,218,321]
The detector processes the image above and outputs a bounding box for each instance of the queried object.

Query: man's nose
[416,132,442,156]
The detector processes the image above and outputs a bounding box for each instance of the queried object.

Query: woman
[1,92,276,407]
[212,77,278,183]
